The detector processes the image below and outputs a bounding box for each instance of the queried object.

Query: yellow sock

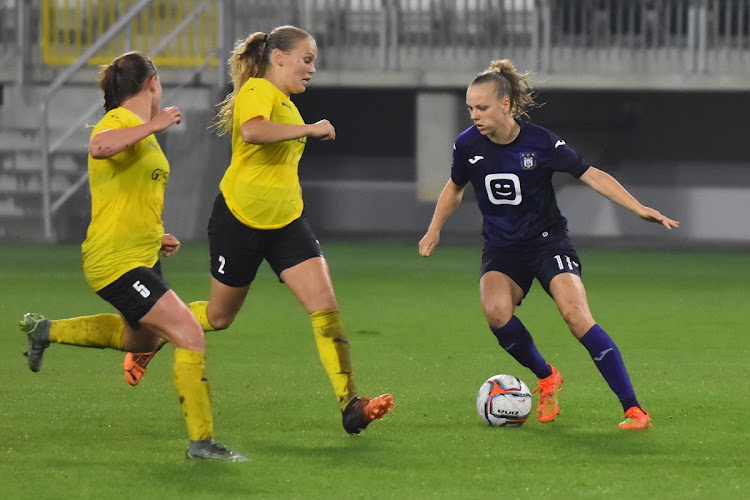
[188,301,216,332]
[49,314,125,350]
[311,309,357,409]
[173,347,213,441]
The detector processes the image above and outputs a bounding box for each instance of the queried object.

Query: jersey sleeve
[236,81,275,125]
[90,111,126,138]
[89,111,135,163]
[549,134,589,178]
[450,140,470,186]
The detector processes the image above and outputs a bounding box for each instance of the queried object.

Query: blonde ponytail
[213,25,314,136]
[471,59,538,119]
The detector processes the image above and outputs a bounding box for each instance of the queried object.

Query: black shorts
[480,231,582,301]
[207,193,324,287]
[96,261,170,330]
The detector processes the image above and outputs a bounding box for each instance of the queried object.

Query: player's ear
[145,75,158,92]
[272,48,284,66]
[501,96,511,114]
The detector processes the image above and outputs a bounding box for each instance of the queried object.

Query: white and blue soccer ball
[476,374,533,427]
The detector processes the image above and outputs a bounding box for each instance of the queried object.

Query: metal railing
[211,0,750,81]
[40,0,219,67]
[14,0,750,80]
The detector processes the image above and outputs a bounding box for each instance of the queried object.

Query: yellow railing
[40,0,218,66]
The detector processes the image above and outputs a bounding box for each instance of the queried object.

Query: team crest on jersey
[520,153,536,170]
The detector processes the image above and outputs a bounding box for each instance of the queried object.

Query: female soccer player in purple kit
[419,59,679,429]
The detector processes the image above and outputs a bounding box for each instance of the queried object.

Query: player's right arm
[89,106,182,159]
[240,116,335,144]
[419,179,466,257]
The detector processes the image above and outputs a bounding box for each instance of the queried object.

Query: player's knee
[482,303,513,328]
[205,302,239,331]
[168,321,205,351]
[207,313,234,331]
[559,306,591,336]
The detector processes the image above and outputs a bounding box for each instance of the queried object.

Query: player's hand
[150,106,182,133]
[309,119,335,141]
[637,207,680,230]
[160,233,181,257]
[419,230,440,257]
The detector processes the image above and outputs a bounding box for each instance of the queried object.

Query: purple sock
[490,316,552,380]
[579,324,639,412]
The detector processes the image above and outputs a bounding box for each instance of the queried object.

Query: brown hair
[471,59,538,119]
[213,25,313,136]
[97,51,157,112]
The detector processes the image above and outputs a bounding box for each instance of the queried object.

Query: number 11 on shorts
[553,254,578,271]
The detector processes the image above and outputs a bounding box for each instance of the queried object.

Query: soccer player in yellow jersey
[125,26,394,435]
[19,52,246,461]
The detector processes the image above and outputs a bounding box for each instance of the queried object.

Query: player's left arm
[240,116,335,144]
[160,233,181,257]
[579,167,679,230]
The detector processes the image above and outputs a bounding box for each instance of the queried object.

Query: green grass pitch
[1,242,748,498]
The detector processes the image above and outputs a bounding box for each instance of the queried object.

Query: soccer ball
[476,374,532,427]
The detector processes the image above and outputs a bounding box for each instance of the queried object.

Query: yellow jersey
[82,107,169,291]
[219,77,306,229]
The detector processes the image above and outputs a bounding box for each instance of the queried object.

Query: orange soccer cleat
[123,351,157,386]
[619,406,652,429]
[533,366,563,423]
[341,394,394,435]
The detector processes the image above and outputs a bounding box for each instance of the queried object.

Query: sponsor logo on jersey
[468,155,484,164]
[555,140,566,148]
[484,173,522,205]
[151,168,169,183]
[521,152,536,170]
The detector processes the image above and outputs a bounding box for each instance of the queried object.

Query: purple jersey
[451,120,589,248]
